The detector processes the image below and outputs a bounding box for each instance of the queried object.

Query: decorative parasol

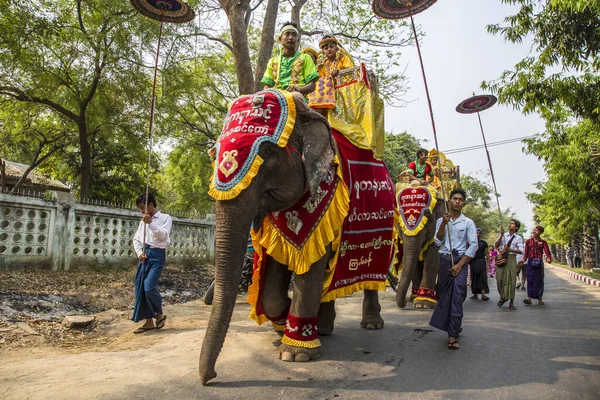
[130,0,195,249]
[455,94,497,114]
[456,94,503,228]
[372,0,437,20]
[371,0,456,258]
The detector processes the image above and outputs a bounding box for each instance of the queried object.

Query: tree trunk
[222,0,255,95]
[582,224,597,269]
[199,189,258,385]
[291,0,308,32]
[253,0,279,92]
[78,122,91,200]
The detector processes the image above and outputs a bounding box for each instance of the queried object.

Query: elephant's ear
[295,96,335,197]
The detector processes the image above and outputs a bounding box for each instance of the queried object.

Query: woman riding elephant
[199,86,395,385]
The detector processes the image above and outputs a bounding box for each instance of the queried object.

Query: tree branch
[0,86,79,122]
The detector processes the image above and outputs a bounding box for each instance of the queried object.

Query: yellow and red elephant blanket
[249,129,396,324]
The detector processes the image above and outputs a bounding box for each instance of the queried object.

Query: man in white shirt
[132,193,172,334]
[429,189,478,350]
[494,219,524,310]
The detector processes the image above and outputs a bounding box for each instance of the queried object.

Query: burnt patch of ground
[0,264,214,350]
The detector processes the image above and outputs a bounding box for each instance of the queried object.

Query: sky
[380,0,547,233]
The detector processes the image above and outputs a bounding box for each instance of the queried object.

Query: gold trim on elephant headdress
[208,89,297,201]
[397,186,437,237]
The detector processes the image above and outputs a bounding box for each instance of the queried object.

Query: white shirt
[498,232,524,255]
[434,213,478,259]
[133,211,172,257]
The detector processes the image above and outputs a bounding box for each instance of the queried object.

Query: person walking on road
[523,225,552,306]
[566,245,575,268]
[489,246,497,278]
[132,193,172,334]
[574,247,582,268]
[429,189,478,350]
[470,228,490,301]
[494,219,524,310]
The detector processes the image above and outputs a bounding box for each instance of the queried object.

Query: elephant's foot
[361,290,384,329]
[413,300,436,309]
[317,301,336,336]
[278,343,321,362]
[360,313,384,330]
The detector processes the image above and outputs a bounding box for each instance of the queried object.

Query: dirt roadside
[0,265,215,352]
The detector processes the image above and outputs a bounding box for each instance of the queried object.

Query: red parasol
[456,94,497,114]
[130,0,195,249]
[456,94,503,227]
[372,0,438,20]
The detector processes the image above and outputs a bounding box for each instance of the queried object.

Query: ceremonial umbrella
[371,1,457,256]
[456,94,503,227]
[130,0,195,245]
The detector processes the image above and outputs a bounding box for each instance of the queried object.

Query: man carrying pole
[429,189,478,350]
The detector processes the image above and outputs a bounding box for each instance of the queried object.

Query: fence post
[51,191,76,270]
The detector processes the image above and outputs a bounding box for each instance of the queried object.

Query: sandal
[155,315,167,330]
[447,340,460,350]
[470,295,478,300]
[538,301,545,305]
[482,296,490,301]
[508,305,517,310]
[133,326,155,334]
[523,299,532,305]
[498,299,508,307]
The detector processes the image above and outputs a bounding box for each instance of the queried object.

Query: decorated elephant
[392,150,459,309]
[394,184,445,308]
[199,83,395,384]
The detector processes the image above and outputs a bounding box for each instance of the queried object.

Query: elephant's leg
[317,300,336,335]
[413,247,440,309]
[410,263,423,302]
[279,246,332,362]
[262,256,293,330]
[360,289,384,330]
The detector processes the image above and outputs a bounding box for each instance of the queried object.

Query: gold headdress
[319,34,339,49]
[302,47,318,60]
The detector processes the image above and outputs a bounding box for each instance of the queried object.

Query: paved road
[1,266,599,399]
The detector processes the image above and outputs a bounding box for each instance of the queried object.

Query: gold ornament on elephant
[219,150,239,178]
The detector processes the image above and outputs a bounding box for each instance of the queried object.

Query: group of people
[129,22,556,352]
[429,191,553,349]
[261,22,354,114]
[129,22,350,335]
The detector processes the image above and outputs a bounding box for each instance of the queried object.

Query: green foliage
[483,0,600,122]
[382,131,422,182]
[524,113,600,243]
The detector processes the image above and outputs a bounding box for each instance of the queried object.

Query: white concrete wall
[0,192,215,270]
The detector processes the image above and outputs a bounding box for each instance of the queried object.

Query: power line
[442,134,537,155]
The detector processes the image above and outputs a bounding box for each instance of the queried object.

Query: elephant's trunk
[396,237,421,309]
[199,196,256,385]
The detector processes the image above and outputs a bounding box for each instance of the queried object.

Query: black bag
[495,235,516,267]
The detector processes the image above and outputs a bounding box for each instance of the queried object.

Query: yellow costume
[308,48,355,110]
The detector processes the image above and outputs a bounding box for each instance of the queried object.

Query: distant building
[0,159,70,194]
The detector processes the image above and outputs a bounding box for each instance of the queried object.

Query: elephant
[198,89,394,385]
[394,184,446,309]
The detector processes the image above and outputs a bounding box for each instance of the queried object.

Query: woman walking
[523,226,552,306]
[489,246,497,278]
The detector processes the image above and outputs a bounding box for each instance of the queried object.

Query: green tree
[483,0,600,122]
[0,0,198,200]
[382,131,422,182]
